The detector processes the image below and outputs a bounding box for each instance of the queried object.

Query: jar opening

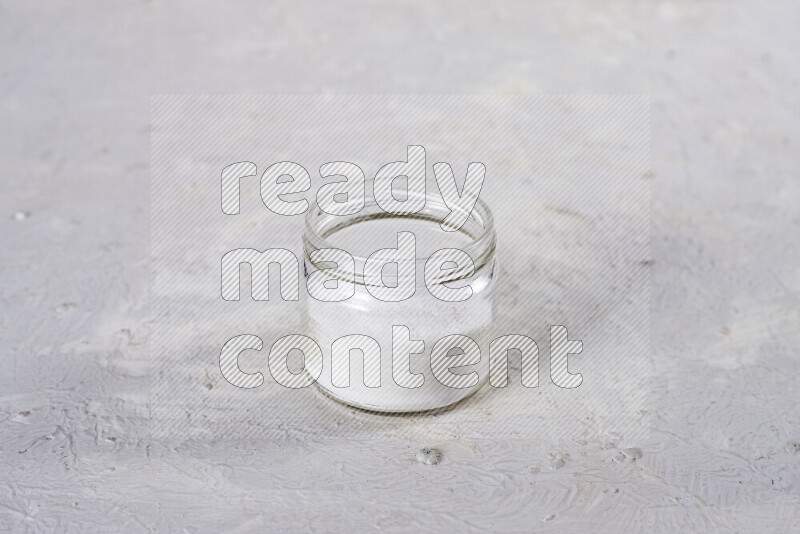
[303,185,496,285]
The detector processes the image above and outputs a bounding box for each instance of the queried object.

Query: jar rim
[303,182,496,277]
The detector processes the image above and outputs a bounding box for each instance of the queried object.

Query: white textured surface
[1,1,799,532]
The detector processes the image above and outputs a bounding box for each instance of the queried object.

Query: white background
[1,1,798,532]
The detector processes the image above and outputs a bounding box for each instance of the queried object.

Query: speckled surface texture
[1,1,799,532]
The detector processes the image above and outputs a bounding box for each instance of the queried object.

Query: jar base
[311,377,490,415]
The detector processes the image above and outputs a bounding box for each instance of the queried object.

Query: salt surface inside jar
[302,187,497,412]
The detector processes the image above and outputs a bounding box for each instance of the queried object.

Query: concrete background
[1,1,799,532]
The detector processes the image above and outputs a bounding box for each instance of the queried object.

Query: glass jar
[302,184,497,412]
